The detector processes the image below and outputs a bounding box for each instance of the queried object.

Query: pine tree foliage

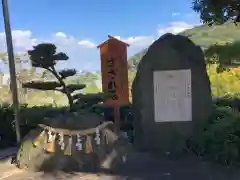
[192,1,240,71]
[192,0,240,25]
[23,43,110,111]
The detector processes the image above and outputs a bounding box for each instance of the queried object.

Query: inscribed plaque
[153,69,192,122]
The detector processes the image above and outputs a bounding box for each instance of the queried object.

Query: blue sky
[0,0,201,72]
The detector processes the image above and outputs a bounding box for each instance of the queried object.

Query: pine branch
[73,96,106,110]
[74,101,101,109]
[48,66,74,110]
[53,52,69,61]
[73,92,111,101]
[59,69,77,79]
[28,52,56,68]
[66,84,86,93]
[22,81,61,90]
[28,43,69,69]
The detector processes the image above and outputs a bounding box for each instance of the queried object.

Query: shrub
[0,104,67,148]
[213,93,240,111]
[0,104,18,147]
[189,104,240,166]
[0,103,134,148]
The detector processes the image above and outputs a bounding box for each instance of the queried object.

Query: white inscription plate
[153,69,192,122]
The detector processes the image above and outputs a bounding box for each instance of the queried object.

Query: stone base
[15,127,132,172]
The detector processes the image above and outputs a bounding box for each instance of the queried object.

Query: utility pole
[2,0,21,143]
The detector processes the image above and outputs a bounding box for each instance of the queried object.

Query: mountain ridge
[128,22,240,70]
[69,22,240,93]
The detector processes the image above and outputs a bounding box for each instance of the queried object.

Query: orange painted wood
[98,35,129,107]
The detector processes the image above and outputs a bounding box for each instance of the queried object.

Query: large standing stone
[132,33,212,153]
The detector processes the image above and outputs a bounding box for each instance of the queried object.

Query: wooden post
[98,35,130,133]
[1,0,21,143]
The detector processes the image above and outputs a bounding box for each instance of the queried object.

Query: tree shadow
[36,151,240,180]
[3,137,240,180]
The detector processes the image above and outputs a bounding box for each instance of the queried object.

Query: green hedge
[0,104,67,148]
[188,105,240,166]
[188,95,240,166]
[0,103,133,148]
[213,93,240,110]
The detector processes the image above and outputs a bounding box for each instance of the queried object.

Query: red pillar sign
[97,35,129,107]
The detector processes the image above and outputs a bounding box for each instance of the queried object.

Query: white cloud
[78,40,96,48]
[0,30,99,71]
[110,35,154,58]
[0,21,197,72]
[157,21,198,35]
[113,35,154,47]
[55,32,67,38]
[124,36,154,47]
[113,36,120,40]
[113,21,198,49]
[0,30,36,50]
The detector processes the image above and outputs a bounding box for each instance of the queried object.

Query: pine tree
[22,43,110,112]
[192,0,240,25]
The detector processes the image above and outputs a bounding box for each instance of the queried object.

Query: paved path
[0,170,132,180]
[1,151,240,180]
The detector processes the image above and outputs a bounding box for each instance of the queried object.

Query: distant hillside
[8,22,240,106]
[67,71,102,93]
[128,22,240,70]
[64,22,240,95]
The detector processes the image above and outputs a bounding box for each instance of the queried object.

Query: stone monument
[132,33,212,153]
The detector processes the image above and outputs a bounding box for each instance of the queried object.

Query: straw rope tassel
[58,133,65,150]
[64,136,72,156]
[43,131,48,150]
[47,133,56,153]
[33,130,45,147]
[85,135,93,154]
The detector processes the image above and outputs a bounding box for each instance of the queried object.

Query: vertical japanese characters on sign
[107,57,118,100]
[98,35,130,106]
